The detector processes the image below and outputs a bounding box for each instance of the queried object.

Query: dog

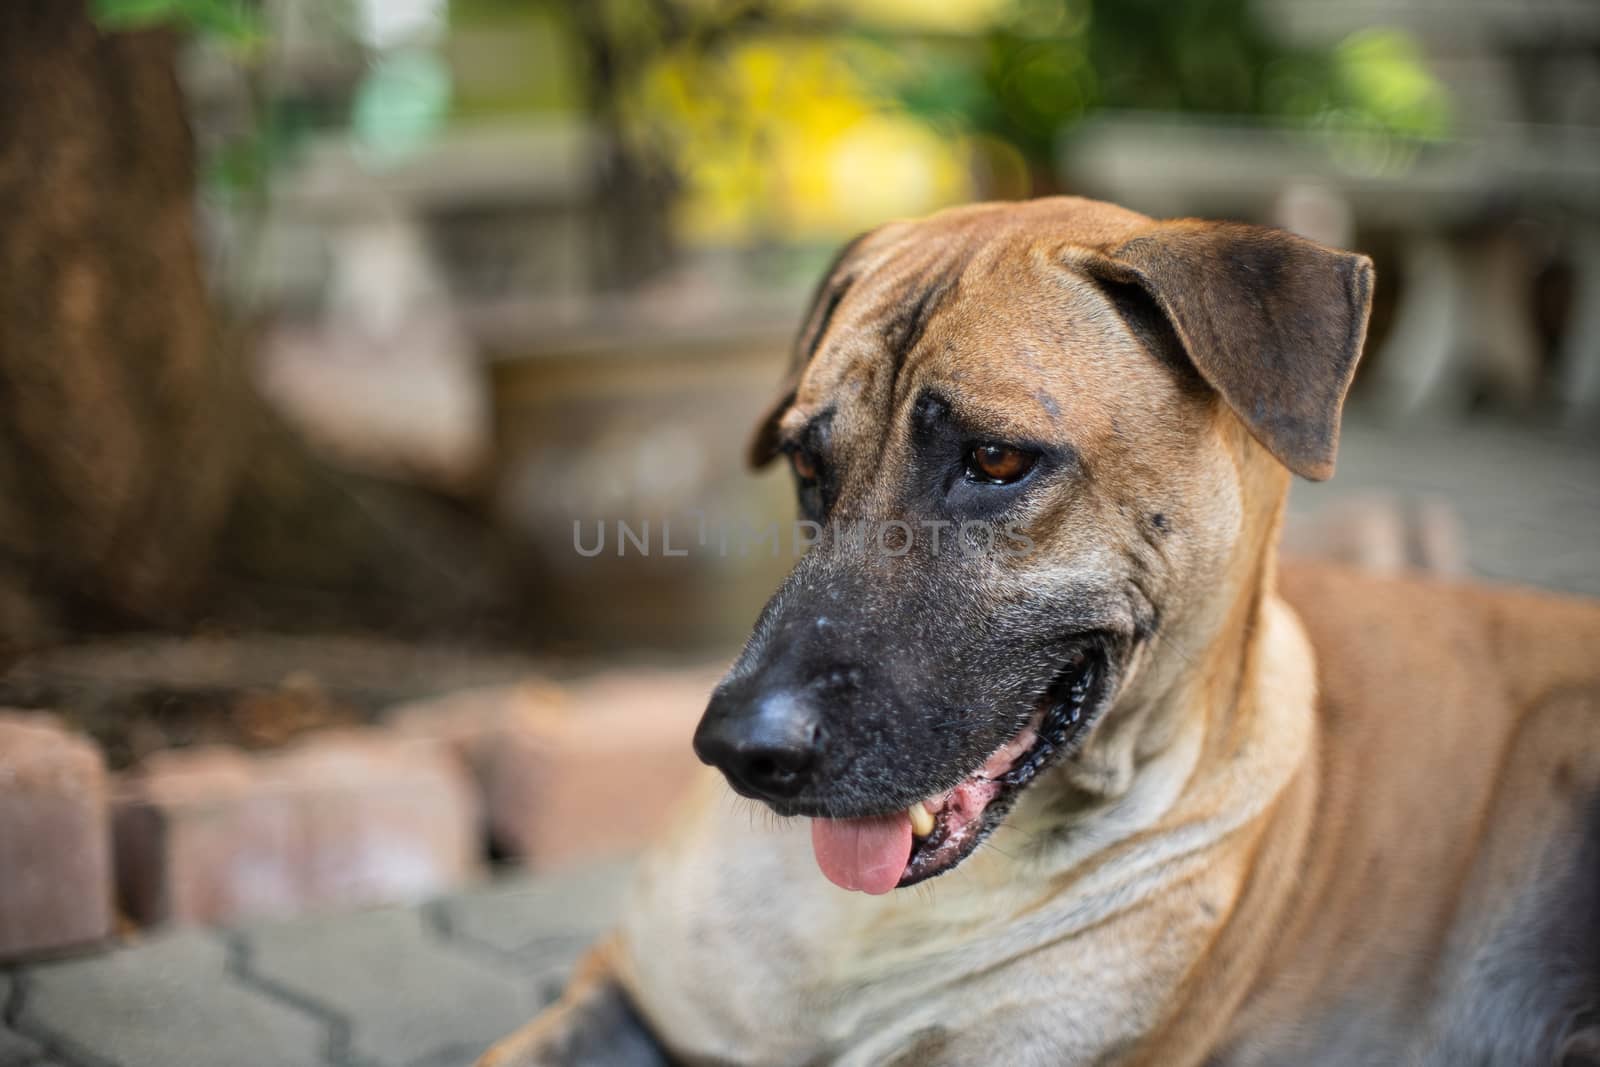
[480,197,1600,1066]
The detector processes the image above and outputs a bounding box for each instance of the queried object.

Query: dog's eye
[965,444,1036,485]
[790,449,820,483]
[787,447,826,520]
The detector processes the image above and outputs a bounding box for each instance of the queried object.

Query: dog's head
[694,197,1373,894]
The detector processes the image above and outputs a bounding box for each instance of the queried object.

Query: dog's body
[482,198,1600,1066]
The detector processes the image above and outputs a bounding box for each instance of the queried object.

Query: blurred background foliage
[484,0,1450,243]
[93,0,1452,248]
[93,0,266,44]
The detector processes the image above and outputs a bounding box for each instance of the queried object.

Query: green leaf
[92,0,188,27]
[91,0,265,47]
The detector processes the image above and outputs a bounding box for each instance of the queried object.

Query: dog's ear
[747,382,799,470]
[748,233,868,468]
[1088,221,1374,481]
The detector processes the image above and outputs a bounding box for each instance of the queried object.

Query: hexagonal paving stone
[240,906,540,1067]
[407,1050,493,1067]
[16,930,330,1067]
[0,1022,42,1066]
[436,856,635,988]
[2,971,45,1067]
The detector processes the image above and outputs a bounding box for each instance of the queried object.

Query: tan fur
[480,198,1600,1067]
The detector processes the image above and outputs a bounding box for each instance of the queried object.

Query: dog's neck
[1193,453,1297,768]
[820,482,1320,1059]
[1054,438,1298,812]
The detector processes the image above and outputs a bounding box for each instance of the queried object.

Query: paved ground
[1289,415,1600,597]
[0,858,635,1067]
[0,415,1593,1067]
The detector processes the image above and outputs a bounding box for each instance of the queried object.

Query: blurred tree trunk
[571,1,678,289]
[0,1,516,661]
[0,3,240,651]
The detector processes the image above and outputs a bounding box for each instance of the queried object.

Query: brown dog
[480,197,1600,1066]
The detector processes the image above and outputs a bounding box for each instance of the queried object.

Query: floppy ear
[746,382,799,470]
[1090,221,1374,481]
[747,233,868,468]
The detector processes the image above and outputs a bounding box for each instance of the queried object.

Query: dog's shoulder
[1278,559,1600,712]
[1265,560,1600,1065]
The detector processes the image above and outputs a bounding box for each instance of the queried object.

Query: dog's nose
[693,687,824,801]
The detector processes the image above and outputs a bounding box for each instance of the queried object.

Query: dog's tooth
[908,801,935,837]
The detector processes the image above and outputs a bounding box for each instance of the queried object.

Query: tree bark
[0,1,520,660]
[0,2,240,651]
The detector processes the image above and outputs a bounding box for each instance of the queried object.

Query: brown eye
[966,443,1036,484]
[790,449,819,482]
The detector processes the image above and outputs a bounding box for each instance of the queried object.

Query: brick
[114,747,291,925]
[388,679,568,766]
[0,712,112,961]
[17,928,328,1067]
[393,667,720,869]
[114,731,481,926]
[1413,495,1467,575]
[482,684,706,867]
[1282,493,1409,573]
[1283,493,1471,577]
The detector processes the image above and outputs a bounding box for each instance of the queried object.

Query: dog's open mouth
[810,647,1106,894]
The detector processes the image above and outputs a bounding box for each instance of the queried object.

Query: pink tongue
[810,812,913,895]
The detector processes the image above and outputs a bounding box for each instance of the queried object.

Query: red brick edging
[0,712,113,959]
[0,665,718,961]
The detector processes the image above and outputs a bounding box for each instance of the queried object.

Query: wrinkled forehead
[783,212,1174,451]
